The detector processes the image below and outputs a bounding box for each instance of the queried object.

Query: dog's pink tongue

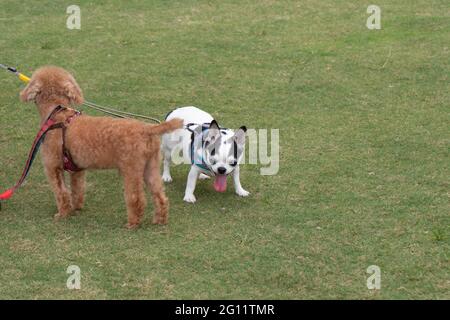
[214,175,227,192]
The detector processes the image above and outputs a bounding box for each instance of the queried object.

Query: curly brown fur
[20,66,183,228]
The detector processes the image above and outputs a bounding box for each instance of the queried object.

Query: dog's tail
[146,118,184,135]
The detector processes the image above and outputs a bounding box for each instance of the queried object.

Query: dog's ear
[20,79,42,103]
[63,76,84,105]
[206,120,221,142]
[209,120,220,131]
[234,126,247,146]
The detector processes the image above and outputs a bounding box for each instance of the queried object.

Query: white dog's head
[200,120,247,192]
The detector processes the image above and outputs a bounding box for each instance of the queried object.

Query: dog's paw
[162,174,173,183]
[70,210,82,216]
[125,223,140,230]
[54,212,69,221]
[71,204,83,214]
[72,203,84,212]
[236,189,250,197]
[152,215,168,225]
[183,194,197,203]
[199,173,210,180]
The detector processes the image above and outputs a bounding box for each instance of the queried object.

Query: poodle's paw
[125,222,140,230]
[162,174,173,183]
[70,209,82,216]
[54,212,70,221]
[71,204,83,214]
[199,173,210,180]
[152,214,168,225]
[183,194,197,203]
[236,189,250,197]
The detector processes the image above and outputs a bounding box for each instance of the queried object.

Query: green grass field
[0,0,448,299]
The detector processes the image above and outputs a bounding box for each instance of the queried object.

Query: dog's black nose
[217,167,226,175]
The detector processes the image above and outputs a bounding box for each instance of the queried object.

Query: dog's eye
[210,148,215,156]
[230,160,237,167]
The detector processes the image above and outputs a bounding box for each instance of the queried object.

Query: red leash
[0,106,65,209]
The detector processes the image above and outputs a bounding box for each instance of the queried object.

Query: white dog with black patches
[162,106,249,203]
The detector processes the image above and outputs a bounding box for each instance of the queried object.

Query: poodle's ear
[63,77,84,105]
[20,79,42,103]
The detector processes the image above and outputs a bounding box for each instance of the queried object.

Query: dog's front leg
[44,165,73,219]
[70,170,86,211]
[42,135,73,218]
[233,166,250,197]
[184,166,200,203]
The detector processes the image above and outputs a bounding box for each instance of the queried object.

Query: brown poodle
[20,66,183,228]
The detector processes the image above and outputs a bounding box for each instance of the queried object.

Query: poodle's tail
[146,118,184,135]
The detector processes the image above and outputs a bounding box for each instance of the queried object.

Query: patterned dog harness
[43,105,82,172]
[59,108,82,172]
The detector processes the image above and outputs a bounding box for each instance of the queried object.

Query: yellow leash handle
[0,64,31,83]
[18,73,31,83]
